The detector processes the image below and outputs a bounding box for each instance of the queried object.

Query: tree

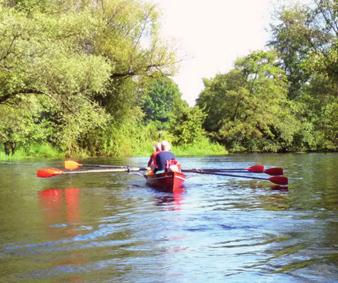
[269,4,312,99]
[0,0,178,155]
[0,6,111,106]
[141,75,186,128]
[0,96,53,154]
[197,50,298,152]
[269,0,337,99]
[90,0,177,123]
[269,0,338,150]
[170,107,206,145]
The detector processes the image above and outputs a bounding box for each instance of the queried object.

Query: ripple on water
[0,154,337,282]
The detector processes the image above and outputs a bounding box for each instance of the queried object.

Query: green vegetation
[0,143,62,160]
[0,0,336,159]
[174,137,226,156]
[198,50,296,152]
[197,0,337,152]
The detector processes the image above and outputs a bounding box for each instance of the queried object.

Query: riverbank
[0,144,64,161]
[0,139,227,161]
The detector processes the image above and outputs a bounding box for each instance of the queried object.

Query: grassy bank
[0,138,227,161]
[173,138,227,156]
[118,140,227,157]
[131,136,227,157]
[0,144,63,160]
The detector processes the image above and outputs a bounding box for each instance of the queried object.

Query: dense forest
[0,0,336,158]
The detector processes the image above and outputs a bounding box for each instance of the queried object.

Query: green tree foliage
[170,106,206,145]
[141,75,187,128]
[0,0,336,157]
[90,0,176,123]
[0,96,53,154]
[197,50,298,152]
[196,0,337,152]
[0,6,111,105]
[269,0,337,150]
[0,0,177,156]
[269,4,311,99]
[139,75,217,152]
[269,0,337,98]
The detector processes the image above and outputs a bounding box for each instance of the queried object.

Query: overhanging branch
[0,89,45,104]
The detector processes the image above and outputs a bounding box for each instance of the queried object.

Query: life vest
[148,151,160,168]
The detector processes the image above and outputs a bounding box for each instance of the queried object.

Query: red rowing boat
[145,171,186,192]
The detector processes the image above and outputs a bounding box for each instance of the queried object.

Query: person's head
[161,140,171,151]
[153,142,161,152]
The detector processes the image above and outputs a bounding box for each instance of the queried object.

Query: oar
[64,160,128,171]
[217,164,265,173]
[182,164,266,173]
[37,167,146,178]
[65,161,282,175]
[64,161,265,172]
[183,167,283,176]
[186,171,288,185]
[37,166,287,185]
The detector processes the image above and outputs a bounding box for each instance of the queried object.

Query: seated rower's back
[155,140,176,173]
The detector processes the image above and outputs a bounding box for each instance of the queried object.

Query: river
[0,153,337,282]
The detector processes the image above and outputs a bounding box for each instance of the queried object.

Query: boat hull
[145,172,186,192]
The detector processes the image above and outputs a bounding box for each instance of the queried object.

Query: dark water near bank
[0,153,337,282]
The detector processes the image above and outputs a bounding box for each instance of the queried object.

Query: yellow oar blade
[64,160,81,170]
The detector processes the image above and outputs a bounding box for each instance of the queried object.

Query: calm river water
[0,153,337,282]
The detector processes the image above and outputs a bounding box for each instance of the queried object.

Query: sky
[153,0,275,105]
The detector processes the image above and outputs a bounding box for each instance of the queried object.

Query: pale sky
[153,0,275,105]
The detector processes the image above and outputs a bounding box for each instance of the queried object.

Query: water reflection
[39,188,82,238]
[270,185,289,191]
[38,187,86,282]
[153,189,184,211]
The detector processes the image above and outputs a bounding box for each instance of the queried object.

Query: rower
[154,140,177,173]
[147,142,161,171]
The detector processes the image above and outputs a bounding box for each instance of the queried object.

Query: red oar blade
[246,164,264,173]
[264,167,284,176]
[268,176,288,185]
[37,168,64,178]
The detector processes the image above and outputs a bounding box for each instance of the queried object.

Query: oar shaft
[64,160,129,170]
[183,169,255,173]
[80,164,128,169]
[183,167,283,176]
[194,171,269,180]
[63,167,145,174]
[184,169,254,173]
[189,171,288,185]
[208,168,252,171]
